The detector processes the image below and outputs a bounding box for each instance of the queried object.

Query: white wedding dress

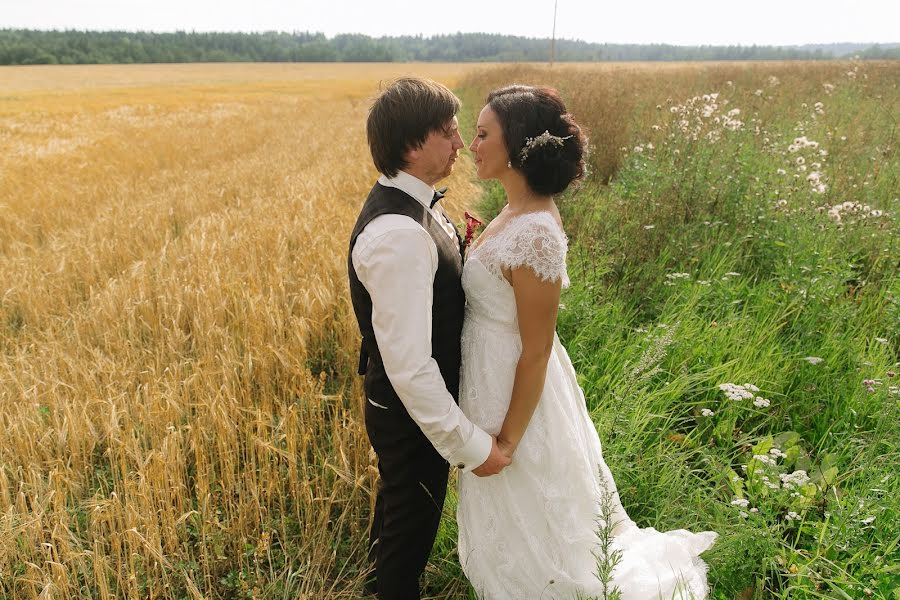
[457,211,717,600]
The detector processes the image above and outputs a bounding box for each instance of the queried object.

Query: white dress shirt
[351,171,492,472]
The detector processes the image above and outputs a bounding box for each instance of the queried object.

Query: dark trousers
[365,400,450,600]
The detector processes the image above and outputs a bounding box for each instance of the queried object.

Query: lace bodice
[463,211,569,332]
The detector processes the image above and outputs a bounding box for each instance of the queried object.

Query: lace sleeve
[497,213,570,287]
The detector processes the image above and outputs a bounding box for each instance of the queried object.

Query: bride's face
[469,105,509,180]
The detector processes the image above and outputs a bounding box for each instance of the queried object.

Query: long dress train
[457,212,717,600]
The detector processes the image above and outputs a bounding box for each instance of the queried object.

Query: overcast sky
[3,0,898,46]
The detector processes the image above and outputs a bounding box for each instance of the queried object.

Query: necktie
[430,187,447,208]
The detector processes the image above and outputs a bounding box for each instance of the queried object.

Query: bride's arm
[496,265,562,456]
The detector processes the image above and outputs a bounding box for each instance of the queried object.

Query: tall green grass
[434,61,899,599]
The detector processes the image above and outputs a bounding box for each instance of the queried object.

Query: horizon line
[2,28,898,48]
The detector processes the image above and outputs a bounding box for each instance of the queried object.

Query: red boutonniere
[463,211,485,249]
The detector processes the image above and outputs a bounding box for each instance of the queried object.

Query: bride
[456,85,717,599]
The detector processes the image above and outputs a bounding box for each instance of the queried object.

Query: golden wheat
[0,63,482,599]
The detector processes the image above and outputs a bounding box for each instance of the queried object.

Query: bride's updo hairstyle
[487,85,587,195]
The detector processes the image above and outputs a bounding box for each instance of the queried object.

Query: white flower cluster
[769,447,787,459]
[824,201,888,224]
[701,408,715,417]
[806,170,827,195]
[664,272,691,286]
[786,136,828,194]
[780,470,810,489]
[760,474,780,489]
[753,396,771,408]
[719,382,759,401]
[666,92,744,142]
[730,497,750,508]
[723,108,743,131]
[754,454,777,467]
[785,511,802,521]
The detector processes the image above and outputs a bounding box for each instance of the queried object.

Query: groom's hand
[471,436,512,477]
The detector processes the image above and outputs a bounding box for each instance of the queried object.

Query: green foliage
[1,29,898,65]
[456,61,899,599]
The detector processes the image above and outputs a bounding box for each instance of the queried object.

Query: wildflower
[753,454,776,466]
[749,507,759,513]
[754,89,763,97]
[643,224,655,230]
[803,356,824,365]
[739,511,749,518]
[731,497,750,508]
[785,511,801,521]
[860,516,876,525]
[701,408,714,417]
[777,168,786,175]
[875,337,888,343]
[780,470,810,489]
[796,156,806,166]
[769,447,787,459]
[823,82,835,94]
[718,383,756,401]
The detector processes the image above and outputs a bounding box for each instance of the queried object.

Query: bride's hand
[496,436,516,459]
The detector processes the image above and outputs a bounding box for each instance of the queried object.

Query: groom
[348,77,511,599]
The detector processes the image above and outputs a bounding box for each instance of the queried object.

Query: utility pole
[550,0,558,67]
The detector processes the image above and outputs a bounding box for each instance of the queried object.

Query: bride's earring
[507,160,512,168]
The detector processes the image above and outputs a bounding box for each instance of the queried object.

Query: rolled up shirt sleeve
[352,221,492,472]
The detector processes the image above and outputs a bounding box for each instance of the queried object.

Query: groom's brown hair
[367,77,461,177]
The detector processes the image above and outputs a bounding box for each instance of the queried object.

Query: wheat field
[0,63,492,599]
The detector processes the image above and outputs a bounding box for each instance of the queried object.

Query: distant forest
[1,29,898,65]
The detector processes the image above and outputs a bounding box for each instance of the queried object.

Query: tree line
[1,29,897,65]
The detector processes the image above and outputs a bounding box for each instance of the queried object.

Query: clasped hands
[471,435,515,477]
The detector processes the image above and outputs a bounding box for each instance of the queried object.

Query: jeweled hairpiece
[518,130,574,162]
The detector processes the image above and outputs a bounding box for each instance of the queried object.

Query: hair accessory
[519,130,574,162]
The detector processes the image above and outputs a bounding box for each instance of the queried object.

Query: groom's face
[407,116,464,186]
